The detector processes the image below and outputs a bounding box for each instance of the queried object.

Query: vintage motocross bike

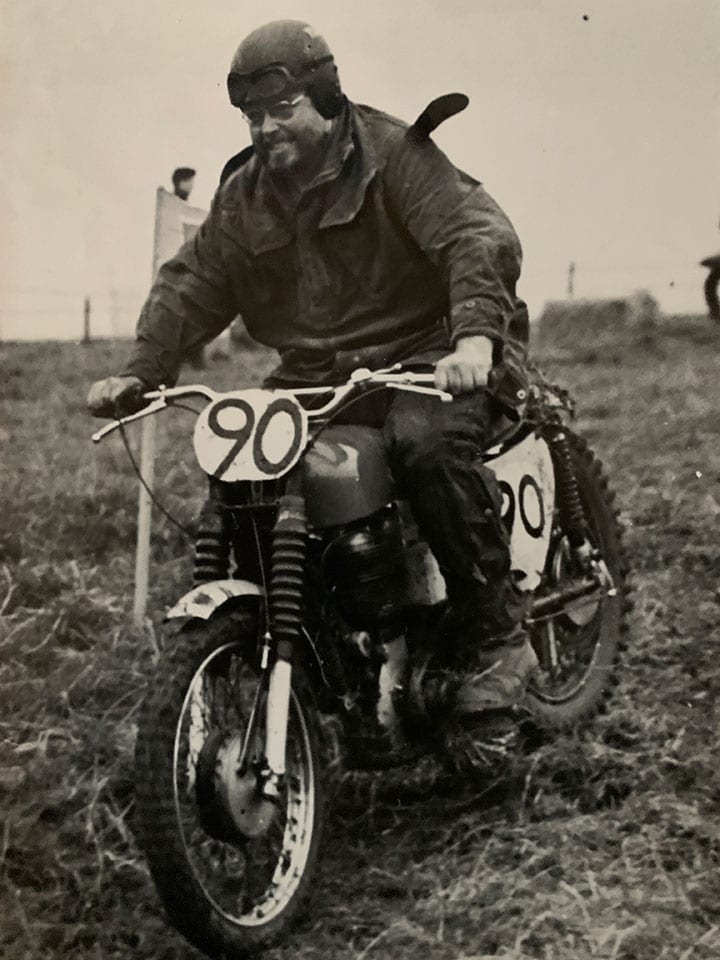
[92,366,629,958]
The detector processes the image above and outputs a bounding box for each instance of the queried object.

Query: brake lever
[144,384,218,402]
[91,395,168,443]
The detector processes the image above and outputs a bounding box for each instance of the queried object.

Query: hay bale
[536,289,660,354]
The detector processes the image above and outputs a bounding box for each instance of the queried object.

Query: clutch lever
[386,382,453,402]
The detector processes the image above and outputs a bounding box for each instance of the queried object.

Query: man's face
[244,93,331,175]
[175,177,194,200]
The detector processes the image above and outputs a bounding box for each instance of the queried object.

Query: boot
[455,629,538,718]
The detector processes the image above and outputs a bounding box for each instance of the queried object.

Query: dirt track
[1,319,719,959]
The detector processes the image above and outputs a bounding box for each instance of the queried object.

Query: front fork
[255,480,307,799]
[256,656,293,798]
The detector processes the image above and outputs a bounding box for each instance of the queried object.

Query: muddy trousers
[379,388,528,647]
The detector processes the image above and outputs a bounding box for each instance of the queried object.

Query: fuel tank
[301,425,395,528]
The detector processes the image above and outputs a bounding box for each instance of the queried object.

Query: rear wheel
[526,432,631,727]
[134,608,324,958]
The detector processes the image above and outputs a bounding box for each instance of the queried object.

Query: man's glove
[86,375,147,419]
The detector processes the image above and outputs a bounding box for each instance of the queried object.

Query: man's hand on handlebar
[89,369,455,445]
[434,335,494,396]
[87,375,147,419]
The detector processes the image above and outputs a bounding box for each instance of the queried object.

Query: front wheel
[134,607,324,958]
[525,432,631,727]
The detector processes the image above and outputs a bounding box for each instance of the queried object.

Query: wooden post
[133,414,157,628]
[82,297,91,343]
[132,189,164,628]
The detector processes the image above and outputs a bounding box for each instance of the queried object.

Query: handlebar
[91,365,451,444]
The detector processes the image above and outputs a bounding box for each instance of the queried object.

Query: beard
[255,135,301,172]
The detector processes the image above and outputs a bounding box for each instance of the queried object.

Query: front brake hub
[196,731,277,843]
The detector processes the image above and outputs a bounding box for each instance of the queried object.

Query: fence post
[567,261,576,299]
[82,297,91,344]
[133,415,157,628]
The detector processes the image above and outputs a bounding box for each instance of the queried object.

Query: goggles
[227,58,332,108]
[241,93,304,126]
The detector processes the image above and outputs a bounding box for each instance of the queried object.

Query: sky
[1,0,718,340]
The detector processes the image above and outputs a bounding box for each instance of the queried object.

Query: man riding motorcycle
[87,19,538,720]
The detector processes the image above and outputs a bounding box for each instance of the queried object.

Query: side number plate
[193,389,308,482]
[488,433,555,591]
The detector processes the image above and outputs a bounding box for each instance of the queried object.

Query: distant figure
[172,166,196,201]
[700,253,720,323]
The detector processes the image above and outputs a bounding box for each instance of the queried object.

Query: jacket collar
[317,103,378,229]
[222,102,378,255]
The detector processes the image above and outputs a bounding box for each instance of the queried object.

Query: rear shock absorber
[543,417,589,555]
[193,501,230,583]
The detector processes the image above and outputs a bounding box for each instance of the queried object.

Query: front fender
[165,579,263,621]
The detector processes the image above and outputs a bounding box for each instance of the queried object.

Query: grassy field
[1,318,719,960]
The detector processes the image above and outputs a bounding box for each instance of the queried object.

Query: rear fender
[165,579,263,621]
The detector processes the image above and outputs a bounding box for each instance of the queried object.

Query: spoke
[546,621,559,672]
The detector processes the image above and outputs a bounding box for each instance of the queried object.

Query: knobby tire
[525,430,632,727]
[133,607,324,958]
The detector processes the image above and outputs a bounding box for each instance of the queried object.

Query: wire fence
[0,260,711,342]
[0,288,148,341]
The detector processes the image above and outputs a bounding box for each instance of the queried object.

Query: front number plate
[193,389,308,482]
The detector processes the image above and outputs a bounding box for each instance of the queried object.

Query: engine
[321,505,408,628]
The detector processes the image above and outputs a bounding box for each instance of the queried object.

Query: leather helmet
[227,20,344,119]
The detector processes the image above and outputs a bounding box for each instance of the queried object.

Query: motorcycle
[92,365,629,958]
